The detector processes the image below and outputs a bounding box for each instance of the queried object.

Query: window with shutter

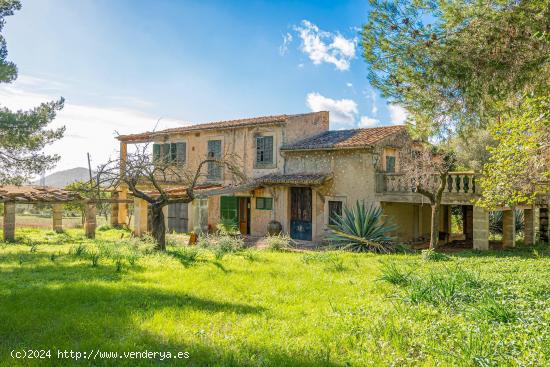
[153,144,161,162]
[207,140,222,180]
[161,143,171,163]
[170,143,177,163]
[328,201,343,225]
[256,136,274,166]
[176,142,186,165]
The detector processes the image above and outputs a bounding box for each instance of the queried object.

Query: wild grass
[264,234,292,251]
[0,227,548,366]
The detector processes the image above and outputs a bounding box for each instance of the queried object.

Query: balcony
[375,172,478,205]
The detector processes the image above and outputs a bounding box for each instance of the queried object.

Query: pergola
[0,186,130,241]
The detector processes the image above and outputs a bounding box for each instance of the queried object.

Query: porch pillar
[133,197,148,237]
[472,206,489,250]
[438,205,451,245]
[84,203,97,239]
[3,202,16,242]
[523,207,539,246]
[502,209,516,248]
[117,188,128,227]
[52,203,64,233]
[539,207,549,244]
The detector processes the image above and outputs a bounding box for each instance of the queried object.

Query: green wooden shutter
[161,143,171,163]
[386,156,396,173]
[153,144,161,162]
[207,140,222,179]
[170,143,177,163]
[220,196,238,223]
[176,142,186,165]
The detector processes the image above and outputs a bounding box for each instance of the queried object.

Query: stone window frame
[382,147,399,173]
[324,196,347,227]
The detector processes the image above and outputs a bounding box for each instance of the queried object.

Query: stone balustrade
[376,172,478,195]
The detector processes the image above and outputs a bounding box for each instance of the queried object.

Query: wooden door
[167,203,188,233]
[238,197,250,235]
[290,187,312,240]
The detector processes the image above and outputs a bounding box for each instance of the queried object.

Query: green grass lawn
[0,228,548,366]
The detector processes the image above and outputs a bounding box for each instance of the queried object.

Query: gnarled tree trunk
[150,203,166,251]
[429,203,440,249]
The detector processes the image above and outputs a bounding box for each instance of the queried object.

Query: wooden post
[118,142,128,226]
[52,203,64,233]
[3,202,16,242]
[85,203,97,239]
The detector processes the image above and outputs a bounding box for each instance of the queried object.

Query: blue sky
[0,0,407,172]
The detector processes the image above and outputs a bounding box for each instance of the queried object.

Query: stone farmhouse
[113,111,548,249]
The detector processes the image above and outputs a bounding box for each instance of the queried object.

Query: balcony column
[3,202,16,242]
[52,203,63,233]
[133,197,148,237]
[473,206,489,250]
[523,207,539,246]
[85,203,97,239]
[502,209,516,248]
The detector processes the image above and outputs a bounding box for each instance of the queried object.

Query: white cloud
[306,92,357,128]
[370,91,378,115]
[387,104,409,124]
[279,32,293,56]
[294,20,356,71]
[359,116,379,128]
[0,76,184,174]
[346,82,353,88]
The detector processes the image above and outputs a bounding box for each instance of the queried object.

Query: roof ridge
[117,111,327,142]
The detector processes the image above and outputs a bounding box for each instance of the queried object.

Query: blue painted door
[290,187,312,241]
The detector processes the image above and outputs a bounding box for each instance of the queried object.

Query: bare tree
[400,143,455,249]
[94,142,246,250]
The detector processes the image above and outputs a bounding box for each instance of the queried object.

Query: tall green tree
[362,0,549,208]
[362,0,549,138]
[0,0,65,185]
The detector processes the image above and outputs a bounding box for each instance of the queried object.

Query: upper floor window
[383,147,397,173]
[207,140,222,180]
[153,143,186,165]
[256,136,274,166]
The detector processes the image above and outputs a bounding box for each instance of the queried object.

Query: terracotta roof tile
[0,186,83,202]
[281,125,406,151]
[117,112,325,142]
[256,173,330,186]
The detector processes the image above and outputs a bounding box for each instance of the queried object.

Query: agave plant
[327,201,397,253]
[489,210,524,235]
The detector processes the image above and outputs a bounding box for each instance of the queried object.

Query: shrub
[327,201,397,253]
[87,245,101,267]
[169,246,200,266]
[379,262,412,286]
[70,243,87,257]
[265,234,291,251]
[421,248,450,261]
[198,234,244,260]
[489,210,524,235]
[97,224,112,232]
[217,217,240,236]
